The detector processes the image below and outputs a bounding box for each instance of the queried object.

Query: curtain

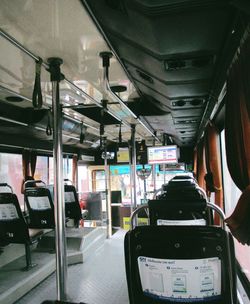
[30,151,37,178]
[204,123,223,225]
[197,139,206,190]
[72,154,78,187]
[193,148,197,179]
[21,150,30,194]
[225,35,250,245]
[21,150,37,193]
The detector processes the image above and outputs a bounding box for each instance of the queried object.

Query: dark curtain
[225,35,250,245]
[21,150,30,194]
[197,138,206,190]
[21,150,37,193]
[204,123,223,225]
[30,150,37,178]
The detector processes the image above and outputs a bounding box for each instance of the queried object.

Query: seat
[64,184,82,227]
[154,181,212,225]
[24,181,55,228]
[125,225,237,304]
[148,198,208,226]
[171,175,196,182]
[0,189,43,270]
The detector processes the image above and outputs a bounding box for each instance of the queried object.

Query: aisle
[15,229,129,304]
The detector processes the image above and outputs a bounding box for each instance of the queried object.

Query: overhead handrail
[0,29,133,134]
[100,51,161,142]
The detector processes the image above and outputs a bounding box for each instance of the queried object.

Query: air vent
[172,97,206,107]
[179,130,195,134]
[174,100,186,107]
[6,96,24,103]
[174,118,199,124]
[110,85,127,93]
[165,55,214,71]
[165,59,186,70]
[136,70,153,83]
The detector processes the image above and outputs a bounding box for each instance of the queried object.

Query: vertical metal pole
[152,131,157,192]
[103,138,112,238]
[131,125,137,210]
[163,164,166,184]
[48,57,67,301]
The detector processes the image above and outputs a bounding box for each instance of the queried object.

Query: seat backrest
[148,198,208,225]
[86,192,103,220]
[0,193,30,244]
[64,184,82,221]
[24,187,55,228]
[125,225,236,304]
[171,175,196,182]
[159,180,203,201]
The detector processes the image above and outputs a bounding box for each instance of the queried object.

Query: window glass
[0,153,23,206]
[63,157,73,181]
[220,130,250,281]
[109,165,188,205]
[34,156,48,184]
[48,156,73,185]
[48,157,54,185]
[78,165,89,194]
[94,170,106,192]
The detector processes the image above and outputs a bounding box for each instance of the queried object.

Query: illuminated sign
[147,145,178,164]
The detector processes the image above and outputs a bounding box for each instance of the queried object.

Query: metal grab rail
[24,180,46,188]
[0,30,123,129]
[0,29,158,140]
[152,188,163,199]
[100,52,161,142]
[0,183,13,193]
[130,202,226,230]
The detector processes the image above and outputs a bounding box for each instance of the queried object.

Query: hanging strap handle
[46,110,52,136]
[119,123,122,144]
[32,57,43,109]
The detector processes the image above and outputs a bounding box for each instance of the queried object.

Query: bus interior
[0,1,250,303]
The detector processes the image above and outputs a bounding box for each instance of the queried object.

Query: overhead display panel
[147,145,178,164]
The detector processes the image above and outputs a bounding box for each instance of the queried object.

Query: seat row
[23,179,83,229]
[0,181,84,270]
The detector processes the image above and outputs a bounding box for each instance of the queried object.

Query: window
[220,130,250,281]
[78,165,89,194]
[48,156,73,184]
[0,153,23,205]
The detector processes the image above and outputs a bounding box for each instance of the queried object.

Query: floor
[15,229,129,304]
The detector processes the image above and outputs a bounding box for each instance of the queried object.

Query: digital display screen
[147,145,178,164]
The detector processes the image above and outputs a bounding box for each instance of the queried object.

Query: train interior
[0,0,250,303]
